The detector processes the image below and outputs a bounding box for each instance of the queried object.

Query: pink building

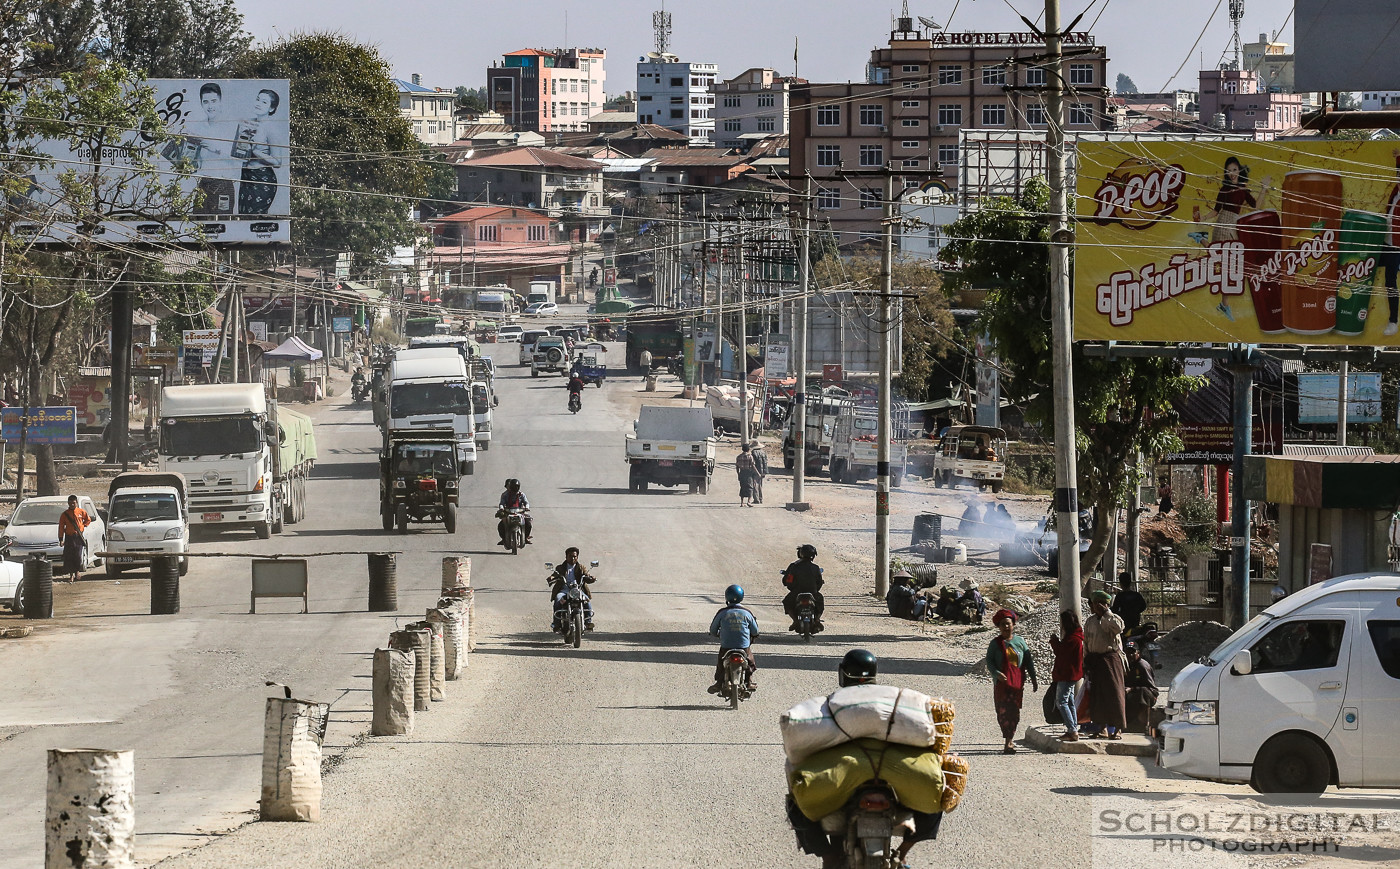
[1198,69,1303,139]
[488,47,606,134]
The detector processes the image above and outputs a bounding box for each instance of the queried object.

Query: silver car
[0,495,107,571]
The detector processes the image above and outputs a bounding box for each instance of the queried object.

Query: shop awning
[262,336,324,362]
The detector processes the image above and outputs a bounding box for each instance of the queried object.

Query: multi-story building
[1361,92,1400,111]
[395,75,459,145]
[636,54,718,144]
[429,206,557,247]
[711,68,793,150]
[1243,33,1294,93]
[452,147,606,240]
[1199,69,1303,138]
[487,47,607,134]
[791,18,1111,243]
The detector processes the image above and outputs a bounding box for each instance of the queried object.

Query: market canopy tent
[263,336,323,362]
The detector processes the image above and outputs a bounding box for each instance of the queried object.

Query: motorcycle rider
[786,650,943,866]
[496,478,533,547]
[567,371,585,408]
[548,546,595,631]
[781,544,825,632]
[708,584,759,694]
[351,366,367,399]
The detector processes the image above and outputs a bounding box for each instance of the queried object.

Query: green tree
[813,255,955,400]
[1115,73,1139,94]
[454,85,487,115]
[234,33,434,271]
[940,179,1201,581]
[22,0,250,76]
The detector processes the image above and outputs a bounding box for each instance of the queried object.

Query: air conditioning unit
[877,124,888,133]
[933,125,944,133]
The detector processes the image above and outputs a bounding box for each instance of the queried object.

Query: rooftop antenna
[653,5,672,56]
[1229,0,1244,70]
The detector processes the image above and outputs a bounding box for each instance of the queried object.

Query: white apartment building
[395,75,458,145]
[1361,91,1400,110]
[711,68,792,150]
[636,54,718,144]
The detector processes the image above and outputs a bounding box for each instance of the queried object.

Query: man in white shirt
[186,83,238,215]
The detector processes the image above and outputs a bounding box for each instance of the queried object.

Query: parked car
[0,495,107,571]
[497,325,524,342]
[0,558,25,610]
[525,302,559,316]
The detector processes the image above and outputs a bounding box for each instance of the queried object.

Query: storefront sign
[1,406,78,444]
[928,31,1094,46]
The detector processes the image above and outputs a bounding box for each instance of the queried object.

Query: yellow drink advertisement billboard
[1074,140,1400,345]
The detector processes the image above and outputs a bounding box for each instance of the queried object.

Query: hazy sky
[236,0,1296,95]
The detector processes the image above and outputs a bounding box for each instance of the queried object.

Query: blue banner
[1,406,78,444]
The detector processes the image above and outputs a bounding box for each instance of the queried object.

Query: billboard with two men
[13,79,289,245]
[1074,140,1400,345]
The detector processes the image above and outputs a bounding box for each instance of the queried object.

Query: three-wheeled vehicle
[380,434,461,534]
[573,342,608,387]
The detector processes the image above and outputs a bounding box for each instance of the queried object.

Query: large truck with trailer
[827,397,911,487]
[158,383,316,539]
[386,354,477,474]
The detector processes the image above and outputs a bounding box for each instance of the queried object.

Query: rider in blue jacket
[708,584,759,694]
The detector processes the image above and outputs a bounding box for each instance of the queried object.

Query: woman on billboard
[234,88,284,215]
[1200,156,1272,243]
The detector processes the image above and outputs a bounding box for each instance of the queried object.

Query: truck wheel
[1046,550,1059,577]
[178,557,189,577]
[992,481,1004,494]
[479,440,490,452]
[688,482,698,494]
[443,503,458,534]
[830,460,844,484]
[934,471,943,488]
[395,504,409,534]
[638,480,649,492]
[783,450,794,471]
[255,521,272,540]
[105,562,124,578]
[1253,734,1332,795]
[532,368,539,377]
[699,477,709,495]
[271,509,283,535]
[381,502,393,531]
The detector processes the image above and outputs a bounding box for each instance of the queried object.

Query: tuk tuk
[574,342,608,386]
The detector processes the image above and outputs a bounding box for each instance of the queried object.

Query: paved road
[4,330,1380,868]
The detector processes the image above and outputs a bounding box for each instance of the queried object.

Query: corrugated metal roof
[1281,444,1377,456]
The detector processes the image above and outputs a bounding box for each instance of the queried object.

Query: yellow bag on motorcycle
[787,738,945,820]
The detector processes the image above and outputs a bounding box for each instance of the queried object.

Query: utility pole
[788,176,812,511]
[738,208,751,446]
[1044,0,1082,613]
[875,171,895,599]
[1126,452,1142,584]
[1337,358,1348,446]
[1227,348,1256,629]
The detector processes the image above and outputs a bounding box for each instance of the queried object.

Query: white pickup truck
[105,471,189,577]
[932,425,1008,493]
[626,406,716,494]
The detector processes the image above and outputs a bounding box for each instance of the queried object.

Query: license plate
[114,556,133,564]
[657,459,673,466]
[201,512,223,521]
[856,817,892,839]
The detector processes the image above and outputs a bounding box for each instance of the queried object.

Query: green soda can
[1335,210,1387,336]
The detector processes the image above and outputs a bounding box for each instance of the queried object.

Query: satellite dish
[918,15,942,29]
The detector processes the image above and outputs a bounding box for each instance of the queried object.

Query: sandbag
[940,753,968,813]
[259,697,328,822]
[371,648,414,736]
[788,738,945,821]
[780,685,955,765]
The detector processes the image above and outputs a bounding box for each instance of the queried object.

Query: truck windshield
[472,385,489,414]
[161,417,261,456]
[391,382,473,418]
[110,493,178,523]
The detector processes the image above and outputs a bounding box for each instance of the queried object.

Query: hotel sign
[929,31,1095,46]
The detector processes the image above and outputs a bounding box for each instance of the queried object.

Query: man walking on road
[735,443,759,507]
[749,441,768,504]
[58,495,91,582]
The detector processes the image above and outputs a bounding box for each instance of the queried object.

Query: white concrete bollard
[46,748,135,869]
[259,697,328,822]
[371,648,414,736]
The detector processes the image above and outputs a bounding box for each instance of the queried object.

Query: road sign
[332,316,352,334]
[1,406,78,444]
[143,346,178,368]
[182,329,220,351]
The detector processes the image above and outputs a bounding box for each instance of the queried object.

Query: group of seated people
[959,500,1017,537]
[885,573,986,625]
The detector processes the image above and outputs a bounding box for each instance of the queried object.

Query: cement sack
[259,697,328,822]
[787,738,945,821]
[371,648,414,736]
[421,613,447,701]
[435,599,466,679]
[389,628,431,712]
[441,555,470,593]
[779,685,955,765]
[46,748,135,869]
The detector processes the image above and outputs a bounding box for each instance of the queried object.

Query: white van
[1157,572,1400,793]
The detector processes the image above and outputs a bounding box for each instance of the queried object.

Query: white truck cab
[1158,572,1400,793]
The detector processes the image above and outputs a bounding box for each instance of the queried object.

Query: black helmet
[505,478,520,491]
[838,649,878,687]
[797,544,817,560]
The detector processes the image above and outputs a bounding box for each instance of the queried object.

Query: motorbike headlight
[1178,700,1217,725]
[107,529,125,542]
[394,479,406,489]
[163,527,183,540]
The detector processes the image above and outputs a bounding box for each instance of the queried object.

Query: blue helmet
[725,584,745,605]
